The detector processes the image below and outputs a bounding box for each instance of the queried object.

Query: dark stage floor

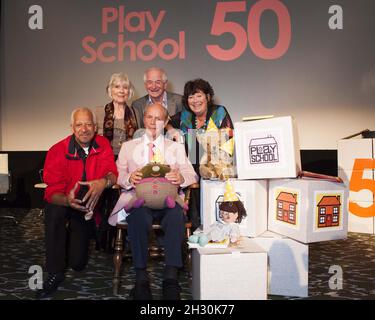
[0,208,374,300]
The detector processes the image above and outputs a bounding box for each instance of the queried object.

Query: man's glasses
[145,80,164,86]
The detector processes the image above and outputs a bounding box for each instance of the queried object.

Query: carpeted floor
[0,208,374,300]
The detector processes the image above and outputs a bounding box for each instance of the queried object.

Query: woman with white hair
[101,73,139,156]
[96,73,139,253]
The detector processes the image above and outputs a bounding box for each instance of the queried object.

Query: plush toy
[189,180,247,247]
[124,152,187,211]
[197,118,235,181]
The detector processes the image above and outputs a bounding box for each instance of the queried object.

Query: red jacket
[43,134,118,204]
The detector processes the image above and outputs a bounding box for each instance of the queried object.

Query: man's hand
[166,125,183,143]
[67,182,90,212]
[79,178,107,211]
[165,169,185,185]
[130,169,143,185]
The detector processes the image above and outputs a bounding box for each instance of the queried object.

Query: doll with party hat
[189,180,247,247]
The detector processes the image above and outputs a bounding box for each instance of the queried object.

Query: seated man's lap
[126,206,185,235]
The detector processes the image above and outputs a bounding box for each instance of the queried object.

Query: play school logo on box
[234,116,301,179]
[249,136,279,164]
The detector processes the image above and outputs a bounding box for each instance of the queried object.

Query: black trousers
[126,206,185,269]
[44,203,94,274]
[189,188,200,231]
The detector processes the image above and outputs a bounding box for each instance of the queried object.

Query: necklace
[195,116,206,129]
[113,104,125,119]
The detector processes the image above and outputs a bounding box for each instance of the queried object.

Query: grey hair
[70,107,97,125]
[106,73,135,100]
[144,104,169,121]
[143,67,168,83]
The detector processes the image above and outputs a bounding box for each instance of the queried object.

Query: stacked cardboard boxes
[193,116,349,299]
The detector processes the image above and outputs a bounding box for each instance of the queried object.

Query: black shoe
[162,279,181,300]
[129,280,153,300]
[35,273,65,299]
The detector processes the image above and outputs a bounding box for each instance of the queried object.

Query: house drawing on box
[249,135,279,165]
[276,191,298,225]
[316,195,341,228]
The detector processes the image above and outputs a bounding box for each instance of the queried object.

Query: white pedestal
[192,238,267,300]
[253,231,308,297]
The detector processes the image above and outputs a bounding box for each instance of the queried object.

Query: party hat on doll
[151,148,164,164]
[223,180,239,202]
[206,118,218,132]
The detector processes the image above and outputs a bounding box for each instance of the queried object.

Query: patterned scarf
[180,105,227,135]
[103,102,138,142]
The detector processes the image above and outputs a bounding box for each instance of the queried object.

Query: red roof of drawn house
[317,196,341,206]
[276,192,297,203]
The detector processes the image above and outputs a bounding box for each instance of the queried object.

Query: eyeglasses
[145,80,164,86]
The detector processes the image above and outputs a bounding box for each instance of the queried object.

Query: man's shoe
[162,279,181,300]
[129,280,153,300]
[35,273,65,299]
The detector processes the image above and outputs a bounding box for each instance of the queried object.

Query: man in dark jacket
[36,107,118,299]
[131,67,183,128]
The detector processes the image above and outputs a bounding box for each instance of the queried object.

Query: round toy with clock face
[124,162,187,211]
[140,163,171,178]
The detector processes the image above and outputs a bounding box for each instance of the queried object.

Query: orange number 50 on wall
[349,159,375,217]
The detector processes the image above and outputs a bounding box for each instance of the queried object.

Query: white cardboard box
[268,178,348,243]
[200,179,268,237]
[338,139,373,170]
[347,201,375,234]
[338,169,373,203]
[338,139,375,234]
[192,238,267,300]
[234,116,301,179]
[253,231,308,297]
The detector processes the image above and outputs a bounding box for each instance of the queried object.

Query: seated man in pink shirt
[116,103,198,300]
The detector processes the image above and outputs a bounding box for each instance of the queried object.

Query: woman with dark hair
[170,78,233,142]
[169,79,234,229]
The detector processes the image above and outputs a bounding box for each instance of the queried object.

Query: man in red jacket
[36,107,118,299]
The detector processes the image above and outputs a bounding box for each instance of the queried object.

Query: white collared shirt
[143,134,165,165]
[147,91,168,108]
[125,134,166,185]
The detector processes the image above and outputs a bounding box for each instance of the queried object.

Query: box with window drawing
[234,116,301,180]
[253,231,308,297]
[200,179,268,237]
[191,237,267,300]
[338,138,375,234]
[267,172,348,243]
